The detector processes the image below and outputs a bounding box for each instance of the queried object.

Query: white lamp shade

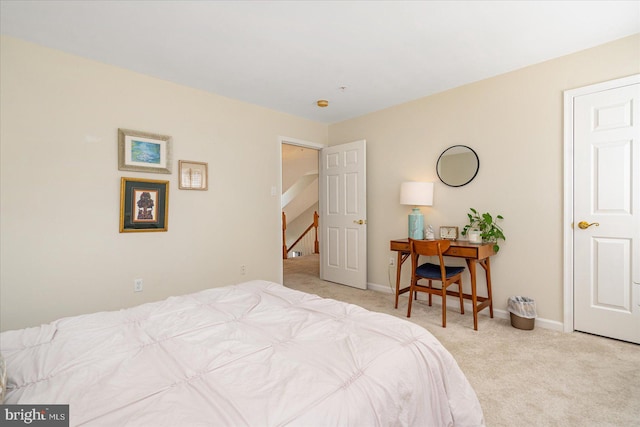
[400,182,434,206]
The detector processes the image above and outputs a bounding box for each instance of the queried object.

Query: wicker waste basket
[507,296,537,330]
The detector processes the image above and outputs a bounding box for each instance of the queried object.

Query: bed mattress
[1,280,484,426]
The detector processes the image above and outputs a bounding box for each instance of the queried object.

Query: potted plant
[461,208,506,252]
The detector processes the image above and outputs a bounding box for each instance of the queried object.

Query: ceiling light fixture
[317,100,329,107]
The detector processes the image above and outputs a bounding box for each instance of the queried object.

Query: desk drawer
[390,242,410,252]
[445,247,478,258]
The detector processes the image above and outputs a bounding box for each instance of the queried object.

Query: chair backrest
[409,239,451,257]
[409,239,452,280]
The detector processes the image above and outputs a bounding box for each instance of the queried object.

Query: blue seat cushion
[416,263,465,279]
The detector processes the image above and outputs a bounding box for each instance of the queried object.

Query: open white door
[319,140,367,289]
[572,77,640,344]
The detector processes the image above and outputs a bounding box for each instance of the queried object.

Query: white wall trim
[278,136,326,150]
[562,74,640,334]
[368,281,563,331]
[562,87,576,333]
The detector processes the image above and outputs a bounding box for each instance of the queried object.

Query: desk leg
[466,259,479,331]
[394,252,411,309]
[480,257,494,318]
[394,251,403,308]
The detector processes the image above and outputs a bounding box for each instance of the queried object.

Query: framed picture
[178,160,208,190]
[118,128,172,174]
[439,226,459,240]
[120,177,169,232]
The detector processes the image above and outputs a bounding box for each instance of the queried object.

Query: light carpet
[283,254,640,427]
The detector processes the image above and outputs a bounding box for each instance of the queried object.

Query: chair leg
[441,286,447,327]
[458,279,465,315]
[428,280,433,306]
[407,279,415,318]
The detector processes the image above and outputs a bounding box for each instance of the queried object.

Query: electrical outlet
[389,257,395,266]
[240,265,246,275]
[134,279,143,292]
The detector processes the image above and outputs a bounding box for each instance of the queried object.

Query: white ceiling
[1,1,638,124]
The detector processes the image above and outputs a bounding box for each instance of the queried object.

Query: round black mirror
[436,145,479,187]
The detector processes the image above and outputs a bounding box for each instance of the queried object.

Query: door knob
[353,219,366,225]
[578,221,599,229]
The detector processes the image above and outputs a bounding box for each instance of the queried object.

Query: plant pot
[468,228,482,243]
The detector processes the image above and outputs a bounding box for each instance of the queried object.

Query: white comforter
[1,280,484,426]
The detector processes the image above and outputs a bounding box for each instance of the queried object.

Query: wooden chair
[407,239,466,327]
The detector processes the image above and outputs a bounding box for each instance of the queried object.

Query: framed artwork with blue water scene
[118,128,172,174]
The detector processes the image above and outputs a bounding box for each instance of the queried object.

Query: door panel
[346,172,359,214]
[595,140,631,213]
[327,174,339,214]
[573,81,640,344]
[319,140,367,289]
[327,227,340,267]
[346,228,359,270]
[593,238,630,309]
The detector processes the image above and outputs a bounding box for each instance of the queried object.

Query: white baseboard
[367,281,564,332]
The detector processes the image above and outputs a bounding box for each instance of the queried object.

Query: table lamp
[400,182,434,239]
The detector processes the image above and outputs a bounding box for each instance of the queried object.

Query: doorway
[280,137,324,284]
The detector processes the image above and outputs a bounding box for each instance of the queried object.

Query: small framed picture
[178,160,208,190]
[118,128,172,174]
[120,177,169,232]
[440,226,459,240]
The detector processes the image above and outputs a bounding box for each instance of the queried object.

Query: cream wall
[0,36,327,331]
[329,34,640,324]
[2,34,638,332]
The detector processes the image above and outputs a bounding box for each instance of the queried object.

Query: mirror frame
[436,145,480,187]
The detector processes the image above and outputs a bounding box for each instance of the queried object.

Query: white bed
[0,280,484,426]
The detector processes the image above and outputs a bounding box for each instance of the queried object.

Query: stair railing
[282,211,319,259]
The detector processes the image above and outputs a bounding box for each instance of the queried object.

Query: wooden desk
[390,238,495,330]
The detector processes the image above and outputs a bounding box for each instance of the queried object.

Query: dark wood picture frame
[119,177,169,232]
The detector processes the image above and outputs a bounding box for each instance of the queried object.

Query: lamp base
[408,208,424,239]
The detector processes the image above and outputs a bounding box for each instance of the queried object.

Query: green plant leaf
[463,208,505,252]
